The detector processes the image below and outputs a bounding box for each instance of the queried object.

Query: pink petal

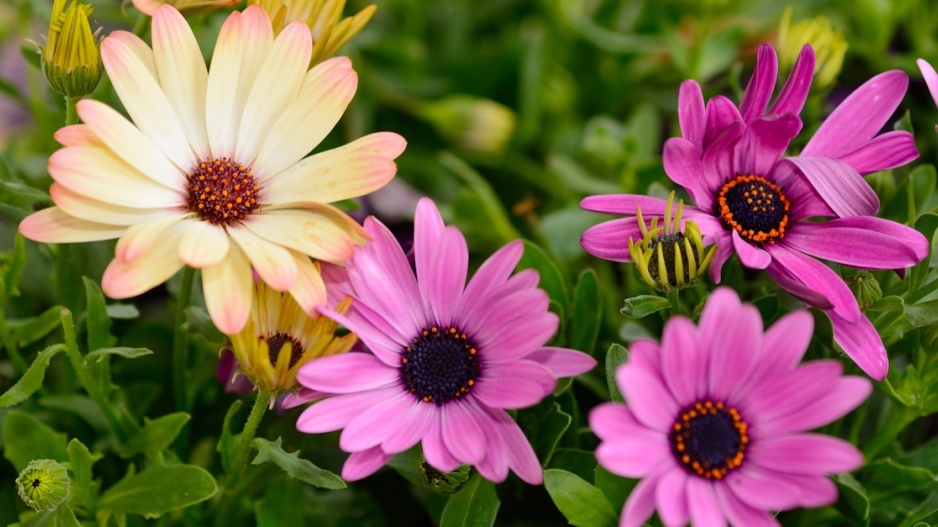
[317,304,407,367]
[686,478,728,527]
[296,388,398,433]
[784,216,929,270]
[707,232,735,283]
[526,347,597,378]
[708,298,762,403]
[478,312,559,361]
[589,404,661,442]
[19,207,126,243]
[627,339,662,375]
[741,310,813,391]
[757,376,871,437]
[360,216,425,329]
[749,434,864,475]
[736,113,802,177]
[422,414,460,472]
[346,248,422,340]
[768,44,815,117]
[726,465,808,510]
[764,243,861,323]
[828,310,889,380]
[474,361,556,409]
[580,217,645,262]
[596,436,670,479]
[485,406,543,484]
[470,405,509,483]
[458,240,524,317]
[918,59,938,109]
[839,131,919,175]
[581,194,673,216]
[664,138,712,210]
[340,390,413,451]
[713,484,781,527]
[382,402,435,455]
[655,468,689,527]
[414,197,446,302]
[620,471,662,527]
[471,289,550,346]
[739,44,778,123]
[703,96,743,150]
[425,226,468,326]
[731,230,771,269]
[442,401,486,465]
[782,474,839,507]
[342,446,392,481]
[764,258,835,311]
[803,70,910,158]
[296,353,401,393]
[702,121,745,192]
[745,360,845,425]
[780,157,879,217]
[660,316,706,407]
[679,80,706,147]
[618,364,679,431]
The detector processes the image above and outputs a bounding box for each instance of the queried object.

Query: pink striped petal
[708,297,762,402]
[687,478,727,527]
[656,468,689,527]
[458,240,524,315]
[839,131,919,175]
[736,113,801,177]
[768,44,815,117]
[580,217,645,262]
[714,484,781,527]
[474,361,556,409]
[414,198,446,302]
[295,352,400,393]
[726,465,808,510]
[741,310,813,391]
[381,403,435,455]
[19,207,125,243]
[918,59,938,109]
[620,470,661,527]
[780,157,879,217]
[749,434,864,475]
[703,96,743,150]
[782,474,839,507]
[340,390,413,451]
[784,216,929,270]
[739,44,778,123]
[424,226,468,326]
[442,401,486,464]
[660,316,705,407]
[478,312,558,361]
[589,404,661,442]
[201,243,252,334]
[296,388,397,433]
[679,80,706,147]
[828,310,889,381]
[422,414,460,472]
[756,376,871,437]
[469,404,509,483]
[731,230,771,269]
[595,436,670,479]
[486,406,542,484]
[663,138,711,209]
[702,121,745,191]
[342,446,392,481]
[618,364,679,431]
[526,347,596,378]
[764,243,861,323]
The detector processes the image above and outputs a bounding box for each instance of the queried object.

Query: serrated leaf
[835,473,870,520]
[252,437,346,490]
[571,269,601,355]
[0,344,65,407]
[904,300,938,327]
[8,306,66,347]
[862,458,936,492]
[544,469,617,527]
[67,438,101,512]
[85,347,152,363]
[439,473,500,527]
[620,295,670,318]
[868,296,905,312]
[98,464,217,517]
[216,400,242,472]
[2,412,68,471]
[519,400,572,465]
[605,344,628,403]
[122,413,190,458]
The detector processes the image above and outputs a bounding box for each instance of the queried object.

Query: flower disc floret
[717,174,790,243]
[670,400,749,480]
[402,326,481,405]
[185,158,259,225]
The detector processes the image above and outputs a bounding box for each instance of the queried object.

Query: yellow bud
[777,6,847,89]
[40,0,101,98]
[415,95,517,154]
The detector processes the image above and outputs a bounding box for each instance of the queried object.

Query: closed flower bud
[415,95,517,154]
[846,271,882,309]
[16,459,70,512]
[778,6,846,89]
[628,192,715,292]
[40,0,101,98]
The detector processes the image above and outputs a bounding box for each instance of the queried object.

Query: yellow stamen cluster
[40,0,101,98]
[671,401,749,480]
[250,0,377,65]
[628,192,715,292]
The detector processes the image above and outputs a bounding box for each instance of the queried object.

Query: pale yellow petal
[19,207,126,243]
[177,219,231,268]
[228,225,298,291]
[115,213,189,263]
[202,241,253,335]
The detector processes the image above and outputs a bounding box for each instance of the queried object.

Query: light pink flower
[294,198,596,483]
[19,6,405,335]
[592,288,871,527]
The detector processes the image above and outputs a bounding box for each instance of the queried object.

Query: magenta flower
[592,288,871,527]
[918,59,938,122]
[581,44,929,379]
[293,198,596,483]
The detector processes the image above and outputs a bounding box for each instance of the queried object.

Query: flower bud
[846,271,882,309]
[778,6,847,89]
[16,459,70,512]
[628,192,715,292]
[132,0,238,17]
[416,95,517,154]
[40,0,101,98]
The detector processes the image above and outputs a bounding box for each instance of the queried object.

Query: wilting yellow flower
[133,0,238,17]
[41,0,101,98]
[227,274,357,394]
[778,6,847,89]
[250,0,376,65]
[19,6,406,335]
[415,95,517,154]
[628,192,715,292]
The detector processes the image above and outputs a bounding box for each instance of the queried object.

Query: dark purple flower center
[716,174,790,243]
[186,157,259,225]
[646,232,691,287]
[401,326,481,405]
[669,400,749,480]
[263,332,304,368]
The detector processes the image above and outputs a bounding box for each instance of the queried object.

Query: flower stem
[131,14,150,38]
[229,390,271,483]
[65,96,79,126]
[667,289,681,316]
[173,267,195,413]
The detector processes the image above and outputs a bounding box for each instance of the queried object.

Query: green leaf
[2,412,68,471]
[605,344,628,403]
[8,306,66,347]
[40,395,108,434]
[904,300,938,327]
[544,469,617,527]
[0,179,50,224]
[519,400,572,465]
[909,213,938,294]
[620,295,670,318]
[3,233,27,298]
[67,438,101,512]
[54,506,80,527]
[122,413,191,458]
[0,344,66,407]
[594,466,632,512]
[862,459,936,492]
[183,306,225,345]
[85,347,153,363]
[105,304,139,320]
[835,473,870,520]
[439,473,500,527]
[98,464,218,517]
[216,400,242,472]
[571,269,601,355]
[83,278,116,352]
[868,295,905,313]
[517,240,570,316]
[255,479,306,527]
[252,437,346,490]
[549,448,598,482]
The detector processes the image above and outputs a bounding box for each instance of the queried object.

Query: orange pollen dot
[185,156,260,226]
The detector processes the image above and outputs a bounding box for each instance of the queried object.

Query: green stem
[60,309,127,442]
[173,267,195,413]
[862,401,918,460]
[65,96,79,126]
[667,289,681,316]
[229,391,271,482]
[131,14,150,38]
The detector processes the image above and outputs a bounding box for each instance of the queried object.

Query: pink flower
[294,198,596,483]
[591,288,871,527]
[581,44,929,379]
[917,58,938,125]
[19,6,405,335]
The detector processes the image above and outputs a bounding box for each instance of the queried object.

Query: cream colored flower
[132,0,238,17]
[20,6,406,335]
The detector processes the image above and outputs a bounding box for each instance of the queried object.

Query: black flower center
[263,332,304,369]
[647,232,691,287]
[32,479,41,489]
[669,400,749,480]
[716,174,790,243]
[186,157,259,225]
[401,326,481,405]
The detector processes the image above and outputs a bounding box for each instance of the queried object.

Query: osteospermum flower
[592,288,871,527]
[581,44,929,379]
[224,272,357,395]
[19,6,406,335]
[294,198,597,483]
